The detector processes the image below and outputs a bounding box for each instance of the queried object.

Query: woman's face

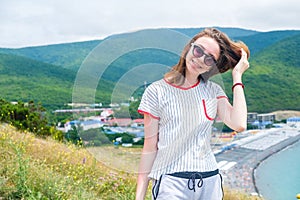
[185,36,220,77]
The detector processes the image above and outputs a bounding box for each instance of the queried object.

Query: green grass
[0,123,262,199]
[0,124,139,199]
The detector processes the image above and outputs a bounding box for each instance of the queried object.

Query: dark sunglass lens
[204,56,216,66]
[193,45,204,58]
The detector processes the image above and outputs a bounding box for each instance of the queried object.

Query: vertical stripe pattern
[138,79,227,180]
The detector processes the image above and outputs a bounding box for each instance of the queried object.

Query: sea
[255,140,300,200]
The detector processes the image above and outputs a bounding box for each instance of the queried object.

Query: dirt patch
[87,146,142,174]
[271,110,300,121]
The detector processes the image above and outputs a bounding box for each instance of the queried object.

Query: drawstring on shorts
[152,169,220,199]
[168,169,219,192]
[187,173,204,192]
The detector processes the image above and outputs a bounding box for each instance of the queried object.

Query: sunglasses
[190,43,217,67]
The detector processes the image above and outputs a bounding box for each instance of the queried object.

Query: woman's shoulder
[143,79,166,92]
[203,80,225,92]
[203,80,221,87]
[147,79,167,88]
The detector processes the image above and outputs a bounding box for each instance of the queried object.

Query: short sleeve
[211,82,228,100]
[138,83,160,119]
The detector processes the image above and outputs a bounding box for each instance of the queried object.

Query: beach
[215,125,300,197]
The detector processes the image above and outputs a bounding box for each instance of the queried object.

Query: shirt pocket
[202,98,217,121]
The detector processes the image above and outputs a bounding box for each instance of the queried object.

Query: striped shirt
[138,79,228,180]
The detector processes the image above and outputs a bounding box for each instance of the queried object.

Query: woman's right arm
[136,114,159,200]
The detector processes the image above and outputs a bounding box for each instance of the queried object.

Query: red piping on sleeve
[138,110,160,120]
[217,96,229,101]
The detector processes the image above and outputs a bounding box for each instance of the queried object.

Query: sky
[0,0,299,48]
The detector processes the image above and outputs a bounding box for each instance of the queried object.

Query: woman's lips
[192,59,203,69]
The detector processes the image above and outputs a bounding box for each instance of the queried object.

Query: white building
[80,120,105,131]
[287,117,300,128]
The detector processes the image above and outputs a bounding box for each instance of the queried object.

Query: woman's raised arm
[217,48,250,132]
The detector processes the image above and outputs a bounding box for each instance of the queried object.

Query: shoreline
[215,126,300,196]
[252,134,300,196]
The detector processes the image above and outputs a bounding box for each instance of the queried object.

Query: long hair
[164,27,250,84]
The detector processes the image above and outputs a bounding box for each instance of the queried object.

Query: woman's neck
[183,75,199,87]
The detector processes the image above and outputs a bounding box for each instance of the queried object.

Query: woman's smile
[190,58,207,72]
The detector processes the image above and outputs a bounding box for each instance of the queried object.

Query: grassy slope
[0,123,138,199]
[0,124,262,200]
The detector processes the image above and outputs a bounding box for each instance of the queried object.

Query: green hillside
[236,30,300,55]
[0,53,128,109]
[0,28,299,113]
[172,27,259,38]
[0,53,75,109]
[247,34,300,112]
[222,34,300,112]
[0,28,259,73]
[0,40,101,71]
[0,28,299,74]
[96,30,300,113]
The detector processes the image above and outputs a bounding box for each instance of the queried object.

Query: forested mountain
[236,30,300,55]
[1,27,297,72]
[0,27,299,112]
[244,34,300,112]
[0,40,101,71]
[0,53,74,109]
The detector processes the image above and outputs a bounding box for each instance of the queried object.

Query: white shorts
[152,170,223,200]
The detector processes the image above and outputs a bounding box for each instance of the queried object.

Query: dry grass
[0,123,262,199]
[223,187,263,200]
[0,124,138,199]
[87,146,141,173]
[271,110,300,121]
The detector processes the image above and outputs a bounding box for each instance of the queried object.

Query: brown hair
[164,27,250,84]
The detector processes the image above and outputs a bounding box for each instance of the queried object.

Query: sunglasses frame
[190,43,217,67]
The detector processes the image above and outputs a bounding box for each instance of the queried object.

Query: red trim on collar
[164,79,200,90]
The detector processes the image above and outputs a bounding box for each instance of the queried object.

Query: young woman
[136,27,250,200]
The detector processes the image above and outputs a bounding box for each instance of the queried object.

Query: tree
[0,99,51,137]
[129,100,143,119]
[65,126,82,145]
[76,128,111,146]
[121,133,134,143]
[113,106,130,118]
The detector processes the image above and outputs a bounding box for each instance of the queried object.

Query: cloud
[0,0,299,48]
[233,0,300,30]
